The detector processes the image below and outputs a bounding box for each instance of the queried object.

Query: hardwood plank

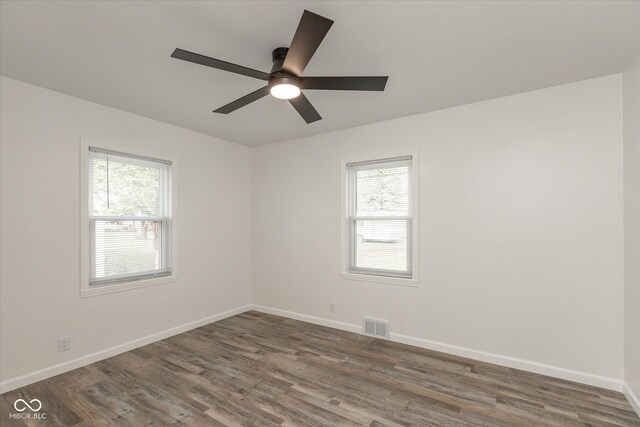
[1,310,638,426]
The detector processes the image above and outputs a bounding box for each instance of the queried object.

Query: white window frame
[340,153,419,286]
[79,139,178,298]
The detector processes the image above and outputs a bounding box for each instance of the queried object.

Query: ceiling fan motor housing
[269,47,301,90]
[268,74,300,89]
[272,47,289,63]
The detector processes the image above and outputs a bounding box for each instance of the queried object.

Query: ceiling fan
[171,10,388,124]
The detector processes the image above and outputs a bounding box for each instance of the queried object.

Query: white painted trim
[340,149,420,287]
[80,275,178,298]
[623,382,640,417]
[0,305,252,394]
[2,303,625,396]
[251,305,361,334]
[340,272,418,287]
[250,304,623,392]
[79,138,179,297]
[391,332,622,391]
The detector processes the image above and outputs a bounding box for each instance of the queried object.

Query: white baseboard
[250,304,623,392]
[2,304,625,397]
[390,332,622,391]
[252,305,362,334]
[623,382,640,417]
[0,304,252,394]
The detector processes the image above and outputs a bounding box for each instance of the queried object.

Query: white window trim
[340,151,419,287]
[79,139,178,298]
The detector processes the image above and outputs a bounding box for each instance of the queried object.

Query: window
[346,156,413,280]
[87,147,172,287]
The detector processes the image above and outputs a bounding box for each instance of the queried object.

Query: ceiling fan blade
[301,76,389,91]
[172,48,270,81]
[281,10,334,77]
[289,92,322,123]
[213,86,271,114]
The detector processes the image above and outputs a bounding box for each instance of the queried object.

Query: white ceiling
[1,1,639,146]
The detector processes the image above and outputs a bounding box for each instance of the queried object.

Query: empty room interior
[1,0,640,425]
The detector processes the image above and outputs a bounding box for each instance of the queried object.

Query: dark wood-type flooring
[1,311,639,426]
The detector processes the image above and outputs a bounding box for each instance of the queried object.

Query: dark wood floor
[1,311,638,426]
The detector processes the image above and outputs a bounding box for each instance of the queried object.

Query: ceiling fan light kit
[171,9,388,124]
[268,73,301,100]
[269,83,301,100]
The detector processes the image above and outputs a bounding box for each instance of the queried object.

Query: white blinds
[88,148,172,286]
[347,156,412,278]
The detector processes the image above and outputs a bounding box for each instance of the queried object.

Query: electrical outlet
[58,336,71,352]
[329,302,336,313]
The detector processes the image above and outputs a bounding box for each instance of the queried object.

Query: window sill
[340,272,418,287]
[80,275,177,298]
